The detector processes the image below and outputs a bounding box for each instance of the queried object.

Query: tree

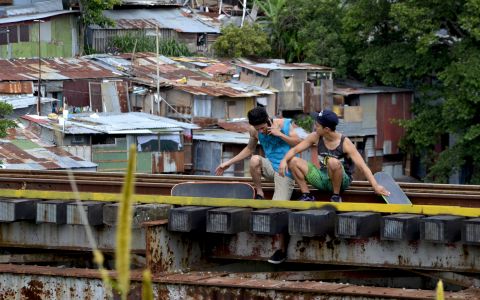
[0,102,16,138]
[342,0,480,183]
[254,0,480,183]
[255,0,287,57]
[79,0,120,54]
[213,24,270,58]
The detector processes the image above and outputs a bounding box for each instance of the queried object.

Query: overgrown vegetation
[109,34,191,56]
[213,24,270,58]
[294,114,314,133]
[79,0,120,54]
[91,145,153,299]
[0,102,16,138]
[253,0,480,183]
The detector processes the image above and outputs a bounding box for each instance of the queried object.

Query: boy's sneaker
[267,250,286,264]
[330,194,342,202]
[255,194,265,200]
[298,193,316,201]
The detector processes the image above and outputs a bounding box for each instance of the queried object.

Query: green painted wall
[0,15,78,58]
[137,152,153,173]
[92,138,128,172]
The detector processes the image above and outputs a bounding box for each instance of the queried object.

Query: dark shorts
[305,162,352,192]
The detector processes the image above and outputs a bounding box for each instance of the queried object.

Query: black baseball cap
[316,110,339,130]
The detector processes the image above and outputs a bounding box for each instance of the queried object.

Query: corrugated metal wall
[92,137,128,172]
[193,140,221,175]
[0,15,78,58]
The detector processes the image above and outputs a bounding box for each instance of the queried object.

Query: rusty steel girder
[145,222,480,274]
[1,264,478,299]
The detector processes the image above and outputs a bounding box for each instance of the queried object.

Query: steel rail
[1,170,480,206]
[2,169,480,191]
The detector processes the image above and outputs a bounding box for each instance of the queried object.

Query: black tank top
[317,135,354,177]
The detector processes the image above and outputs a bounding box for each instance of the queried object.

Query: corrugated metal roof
[91,8,220,33]
[193,129,250,144]
[334,79,412,95]
[336,120,377,137]
[120,0,183,6]
[0,127,97,170]
[0,0,62,17]
[0,57,125,81]
[237,63,333,76]
[0,10,76,25]
[202,63,236,75]
[86,53,273,98]
[174,80,273,98]
[0,95,57,109]
[0,82,33,94]
[217,121,250,133]
[334,86,412,96]
[22,112,199,135]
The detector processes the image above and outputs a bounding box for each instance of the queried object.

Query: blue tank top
[258,118,293,178]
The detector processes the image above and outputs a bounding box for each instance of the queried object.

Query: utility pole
[156,26,160,115]
[0,28,9,59]
[34,19,45,116]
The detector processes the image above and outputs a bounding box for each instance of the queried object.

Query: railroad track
[1,169,480,207]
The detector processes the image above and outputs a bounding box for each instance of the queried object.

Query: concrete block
[0,199,36,222]
[288,209,335,237]
[336,212,380,239]
[36,200,69,224]
[420,215,464,243]
[381,214,423,241]
[66,201,104,226]
[251,208,290,235]
[103,203,171,228]
[462,218,480,245]
[168,206,211,232]
[207,207,251,234]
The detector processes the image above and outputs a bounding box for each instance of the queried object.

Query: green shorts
[305,162,352,192]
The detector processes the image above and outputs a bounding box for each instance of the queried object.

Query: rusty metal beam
[1,264,477,299]
[146,223,480,274]
[0,222,145,253]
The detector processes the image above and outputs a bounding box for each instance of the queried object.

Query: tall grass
[64,142,153,299]
[109,33,191,56]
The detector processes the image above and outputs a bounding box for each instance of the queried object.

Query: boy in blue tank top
[215,107,302,201]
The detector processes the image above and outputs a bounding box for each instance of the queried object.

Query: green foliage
[294,114,314,133]
[109,34,191,56]
[255,0,480,183]
[0,102,16,138]
[79,0,120,28]
[213,24,270,58]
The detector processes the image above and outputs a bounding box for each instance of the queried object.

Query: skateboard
[374,172,412,204]
[171,182,255,199]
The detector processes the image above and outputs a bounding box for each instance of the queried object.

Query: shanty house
[20,112,199,173]
[87,7,220,54]
[0,57,127,113]
[0,81,57,117]
[0,127,97,171]
[237,61,334,116]
[89,54,276,125]
[333,81,413,179]
[0,0,80,59]
[193,128,250,176]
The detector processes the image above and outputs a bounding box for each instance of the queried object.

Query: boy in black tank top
[279,110,389,202]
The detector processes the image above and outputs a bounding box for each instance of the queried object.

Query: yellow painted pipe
[1,188,480,217]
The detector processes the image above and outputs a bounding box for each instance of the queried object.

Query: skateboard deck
[171,182,255,199]
[374,172,412,204]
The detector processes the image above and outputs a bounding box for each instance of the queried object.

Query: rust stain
[0,81,33,94]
